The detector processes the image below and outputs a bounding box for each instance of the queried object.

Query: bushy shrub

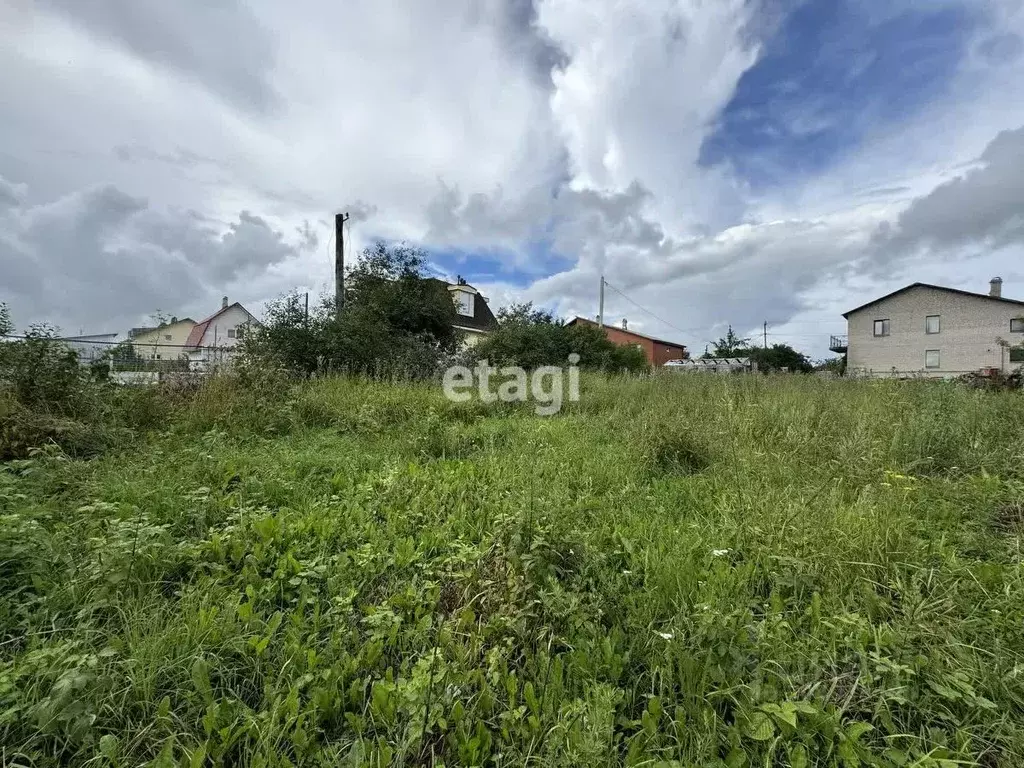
[0,325,91,415]
[472,306,649,374]
[243,243,458,378]
[0,393,125,459]
[0,316,174,458]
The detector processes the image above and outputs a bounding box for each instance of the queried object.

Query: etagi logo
[442,355,581,416]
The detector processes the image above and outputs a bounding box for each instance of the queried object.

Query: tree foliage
[496,302,558,327]
[814,356,847,375]
[473,306,648,373]
[746,344,813,374]
[343,242,459,352]
[704,324,812,373]
[709,326,751,358]
[0,324,88,413]
[245,242,458,377]
[0,302,11,337]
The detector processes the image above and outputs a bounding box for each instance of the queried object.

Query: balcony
[829,335,848,353]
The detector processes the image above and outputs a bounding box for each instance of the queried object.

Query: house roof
[59,333,120,342]
[843,283,1024,318]
[567,317,687,350]
[129,318,196,339]
[427,278,498,333]
[185,303,256,348]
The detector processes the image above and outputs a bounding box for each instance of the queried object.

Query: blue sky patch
[700,0,979,187]
[426,241,573,289]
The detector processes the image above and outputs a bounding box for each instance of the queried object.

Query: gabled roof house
[567,317,688,366]
[184,297,259,350]
[833,278,1024,377]
[427,277,498,346]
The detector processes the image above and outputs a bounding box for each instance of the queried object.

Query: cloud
[0,177,308,333]
[0,177,26,210]
[492,0,568,88]
[538,0,757,231]
[880,126,1024,252]
[3,0,1024,361]
[35,0,278,111]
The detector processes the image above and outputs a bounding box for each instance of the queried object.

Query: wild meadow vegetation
[2,369,1024,767]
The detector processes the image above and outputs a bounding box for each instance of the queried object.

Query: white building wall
[455,326,488,349]
[198,305,255,348]
[847,286,1024,377]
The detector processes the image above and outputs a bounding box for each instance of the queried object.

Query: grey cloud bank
[2,0,1024,355]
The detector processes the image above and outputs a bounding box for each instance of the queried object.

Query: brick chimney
[990,277,1003,298]
[621,318,628,330]
[222,296,229,309]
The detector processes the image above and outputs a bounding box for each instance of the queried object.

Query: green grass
[2,373,1024,766]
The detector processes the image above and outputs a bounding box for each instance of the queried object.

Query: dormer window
[455,290,475,317]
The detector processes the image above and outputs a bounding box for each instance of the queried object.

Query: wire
[601,279,708,337]
[600,279,847,341]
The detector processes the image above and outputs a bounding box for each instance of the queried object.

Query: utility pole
[598,275,605,327]
[763,321,768,348]
[335,211,350,317]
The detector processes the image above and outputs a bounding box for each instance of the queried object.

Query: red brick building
[568,317,688,366]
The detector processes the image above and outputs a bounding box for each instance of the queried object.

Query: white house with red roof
[184,296,260,370]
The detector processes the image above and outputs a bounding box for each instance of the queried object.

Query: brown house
[567,317,688,366]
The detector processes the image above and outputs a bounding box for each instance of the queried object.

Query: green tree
[0,302,11,336]
[711,326,751,357]
[814,356,847,376]
[473,314,648,374]
[245,242,458,376]
[344,242,459,352]
[747,343,813,373]
[0,324,86,413]
[496,302,558,326]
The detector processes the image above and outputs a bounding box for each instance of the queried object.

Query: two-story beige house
[831,278,1024,378]
[129,317,196,360]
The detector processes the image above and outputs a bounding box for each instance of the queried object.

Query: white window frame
[227,328,236,339]
[455,291,475,318]
[1011,318,1024,333]
[925,315,940,335]
[873,319,890,337]
[925,349,940,369]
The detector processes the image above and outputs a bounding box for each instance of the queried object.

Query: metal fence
[663,357,757,374]
[2,335,242,380]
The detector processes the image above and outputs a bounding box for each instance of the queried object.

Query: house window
[873,319,890,337]
[925,350,940,369]
[1011,348,1024,363]
[164,334,172,341]
[1011,318,1024,333]
[925,315,940,334]
[455,291,475,317]
[227,328,236,339]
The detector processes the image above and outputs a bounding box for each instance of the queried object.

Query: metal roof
[567,317,687,349]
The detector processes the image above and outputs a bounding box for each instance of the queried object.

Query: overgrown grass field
[2,374,1024,766]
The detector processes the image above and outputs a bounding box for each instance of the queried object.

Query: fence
[1,335,242,380]
[663,357,758,374]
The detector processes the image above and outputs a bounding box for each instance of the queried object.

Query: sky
[3,0,1024,357]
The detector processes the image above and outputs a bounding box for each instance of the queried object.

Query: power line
[600,279,707,337]
[599,279,852,338]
